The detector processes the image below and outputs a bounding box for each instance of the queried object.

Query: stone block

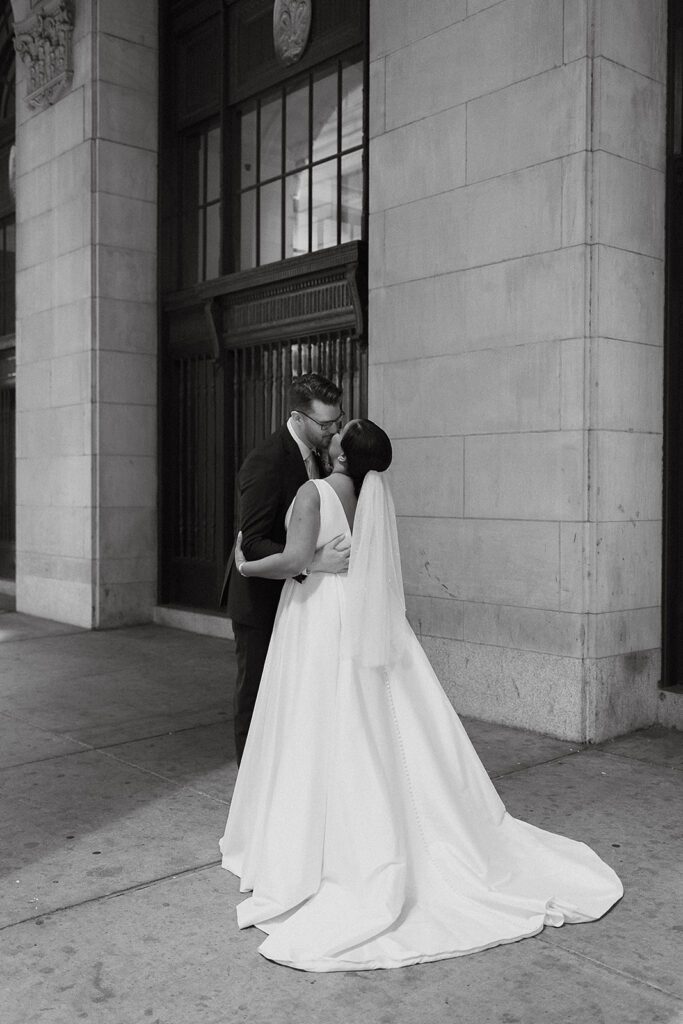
[585,649,660,742]
[561,152,588,248]
[98,556,157,585]
[587,606,661,660]
[98,403,156,457]
[384,161,562,285]
[17,455,91,509]
[592,338,663,433]
[15,89,86,174]
[17,143,91,222]
[594,152,665,259]
[397,515,561,608]
[18,551,91,584]
[98,507,156,559]
[97,246,156,303]
[467,0,505,13]
[98,0,158,48]
[405,594,464,640]
[99,34,158,95]
[595,58,665,171]
[463,603,586,658]
[593,520,661,612]
[18,306,73,365]
[368,211,385,290]
[16,505,91,559]
[464,431,585,520]
[367,362,385,423]
[371,248,586,364]
[15,575,93,628]
[97,81,157,152]
[99,455,157,509]
[16,405,91,459]
[50,351,91,408]
[96,298,157,355]
[370,0,467,59]
[560,338,586,431]
[98,351,156,406]
[97,140,157,203]
[370,105,466,212]
[421,635,585,740]
[467,61,587,183]
[381,342,560,438]
[385,0,563,130]
[15,359,50,411]
[97,193,157,253]
[597,0,667,83]
[559,521,590,613]
[368,59,385,139]
[593,431,662,523]
[389,437,464,517]
[563,0,589,63]
[595,246,664,346]
[96,580,156,627]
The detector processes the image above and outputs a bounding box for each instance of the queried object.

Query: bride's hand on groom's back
[308,534,351,575]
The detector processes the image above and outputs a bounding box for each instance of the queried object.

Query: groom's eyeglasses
[296,409,345,433]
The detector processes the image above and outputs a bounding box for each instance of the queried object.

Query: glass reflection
[260,92,282,181]
[260,179,282,264]
[206,128,221,202]
[240,190,256,269]
[206,203,220,278]
[311,159,337,251]
[241,106,257,188]
[285,170,309,258]
[286,80,309,172]
[341,151,362,243]
[312,67,337,162]
[341,61,363,151]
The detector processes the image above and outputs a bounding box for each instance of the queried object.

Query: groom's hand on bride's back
[308,534,351,574]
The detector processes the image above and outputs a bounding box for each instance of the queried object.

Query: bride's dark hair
[340,419,393,496]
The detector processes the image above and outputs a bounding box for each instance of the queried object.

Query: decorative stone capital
[273,0,311,67]
[14,0,74,111]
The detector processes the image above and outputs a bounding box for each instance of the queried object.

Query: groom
[220,372,350,763]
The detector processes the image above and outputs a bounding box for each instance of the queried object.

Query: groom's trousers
[233,621,272,764]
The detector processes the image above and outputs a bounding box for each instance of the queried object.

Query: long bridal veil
[341,470,411,670]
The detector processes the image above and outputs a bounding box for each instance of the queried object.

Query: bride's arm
[235,482,320,580]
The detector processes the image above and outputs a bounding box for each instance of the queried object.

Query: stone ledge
[152,605,234,642]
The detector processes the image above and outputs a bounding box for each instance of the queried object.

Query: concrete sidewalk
[0,605,681,1024]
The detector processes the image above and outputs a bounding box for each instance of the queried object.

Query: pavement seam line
[90,746,233,805]
[0,861,223,932]
[598,748,683,773]
[536,934,683,1003]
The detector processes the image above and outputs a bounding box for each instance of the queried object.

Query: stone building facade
[2,0,680,743]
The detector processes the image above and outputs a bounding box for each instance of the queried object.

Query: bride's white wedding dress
[220,476,622,972]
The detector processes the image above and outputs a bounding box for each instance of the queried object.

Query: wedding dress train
[220,477,622,972]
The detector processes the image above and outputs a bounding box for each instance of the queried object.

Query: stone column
[368,0,666,741]
[13,0,158,627]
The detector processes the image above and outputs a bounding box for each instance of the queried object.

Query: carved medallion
[14,0,74,111]
[273,0,312,67]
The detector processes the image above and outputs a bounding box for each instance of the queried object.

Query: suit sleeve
[238,447,287,561]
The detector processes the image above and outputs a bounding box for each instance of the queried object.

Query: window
[236,54,364,270]
[180,123,221,286]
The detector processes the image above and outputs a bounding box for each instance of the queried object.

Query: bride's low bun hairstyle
[340,419,393,496]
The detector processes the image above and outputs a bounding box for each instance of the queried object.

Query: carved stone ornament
[273,0,312,67]
[14,0,74,111]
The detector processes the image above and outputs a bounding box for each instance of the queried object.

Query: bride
[219,419,622,973]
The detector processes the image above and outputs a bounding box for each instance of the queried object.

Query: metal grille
[170,354,220,561]
[230,329,367,484]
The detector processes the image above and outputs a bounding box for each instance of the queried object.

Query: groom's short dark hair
[289,373,342,411]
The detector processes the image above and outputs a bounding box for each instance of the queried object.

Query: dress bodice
[286,478,352,551]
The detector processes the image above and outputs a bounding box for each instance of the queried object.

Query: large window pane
[340,151,363,243]
[241,105,257,188]
[285,170,308,258]
[206,127,221,202]
[311,159,337,251]
[260,179,282,264]
[260,92,282,181]
[341,61,363,151]
[312,67,337,162]
[286,80,309,172]
[206,202,221,278]
[240,190,256,269]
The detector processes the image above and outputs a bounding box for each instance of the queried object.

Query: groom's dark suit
[220,424,320,762]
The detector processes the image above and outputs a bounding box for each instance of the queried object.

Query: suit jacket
[220,424,316,629]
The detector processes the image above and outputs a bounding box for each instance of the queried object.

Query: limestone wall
[14,0,158,627]
[368,0,666,740]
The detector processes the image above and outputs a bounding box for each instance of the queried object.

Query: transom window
[236,53,363,270]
